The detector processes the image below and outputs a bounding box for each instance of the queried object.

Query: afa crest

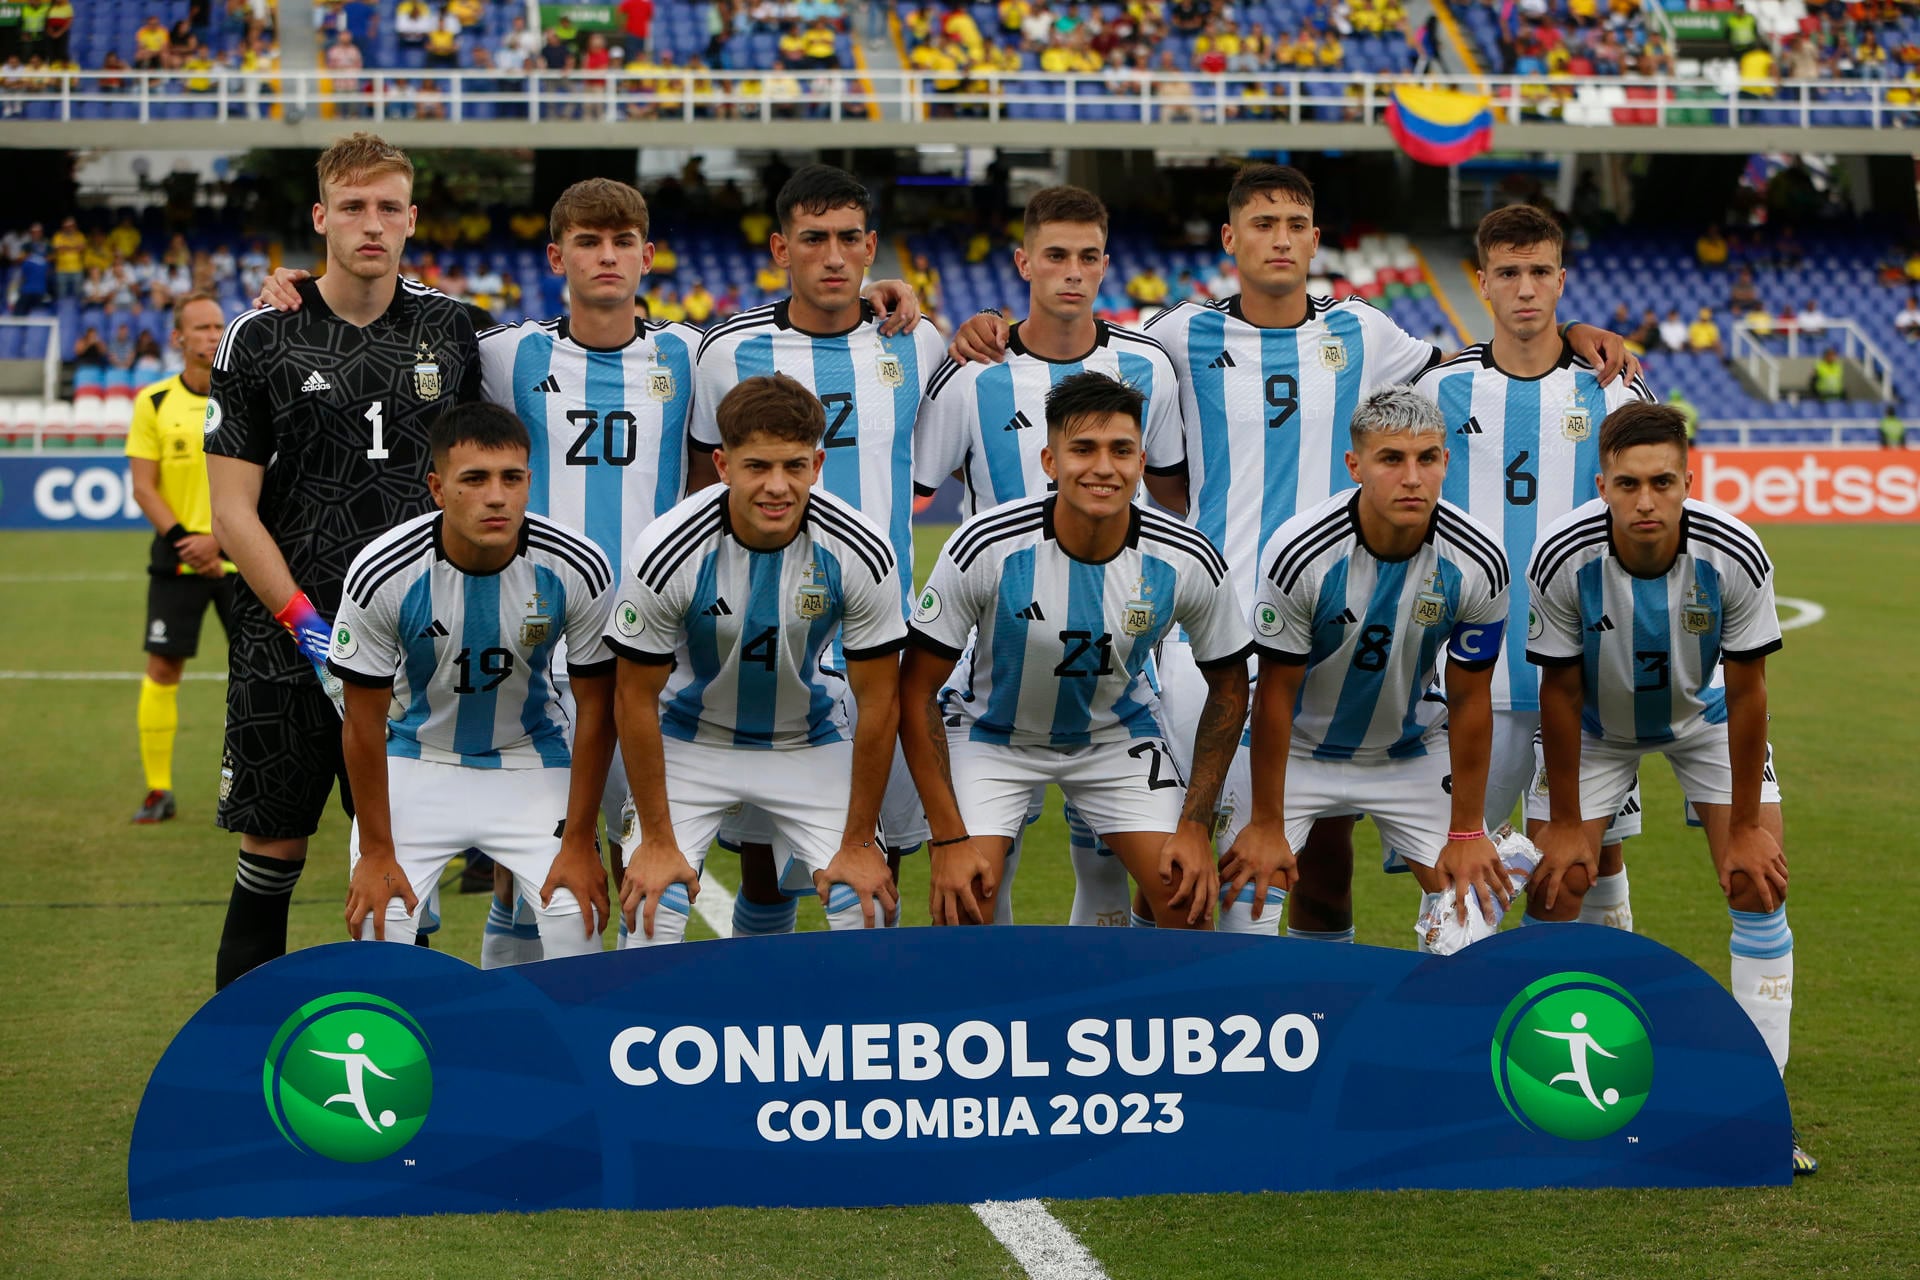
[1561,407,1591,442]
[1682,581,1715,635]
[520,590,553,647]
[1122,576,1157,637]
[647,365,676,402]
[1412,569,1447,628]
[413,344,443,401]
[1319,338,1348,372]
[796,560,830,620]
[876,350,906,389]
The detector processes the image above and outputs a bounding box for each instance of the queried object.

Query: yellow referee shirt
[125,373,214,536]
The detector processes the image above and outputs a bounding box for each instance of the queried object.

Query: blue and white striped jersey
[1143,294,1439,603]
[1526,497,1782,745]
[328,511,617,769]
[1249,491,1510,764]
[910,494,1252,749]
[1413,344,1654,711]
[911,320,1187,518]
[692,299,946,610]
[478,316,700,576]
[606,485,907,750]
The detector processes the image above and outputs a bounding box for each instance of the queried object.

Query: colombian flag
[1385,85,1495,167]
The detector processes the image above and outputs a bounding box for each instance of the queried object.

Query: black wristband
[163,523,189,543]
[930,834,971,847]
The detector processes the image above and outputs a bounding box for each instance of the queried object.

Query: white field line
[970,1200,1111,1280]
[689,866,737,940]
[1776,597,1826,632]
[0,669,228,680]
[0,572,144,583]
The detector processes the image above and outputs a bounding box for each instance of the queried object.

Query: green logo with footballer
[1491,972,1653,1141]
[263,992,432,1162]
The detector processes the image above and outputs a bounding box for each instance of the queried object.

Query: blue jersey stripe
[734,332,777,382]
[1190,309,1232,551]
[1319,558,1409,760]
[733,549,784,747]
[1118,554,1180,739]
[451,574,504,766]
[973,547,1036,744]
[1577,560,1606,737]
[1324,308,1366,497]
[1260,327,1303,554]
[1048,556,1108,747]
[804,548,845,745]
[1502,375,1543,710]
[663,551,724,742]
[654,332,694,518]
[512,332,555,517]
[812,338,862,513]
[583,350,629,566]
[1437,370,1474,510]
[1389,559,1462,758]
[388,575,438,760]
[1696,560,1729,725]
[1116,349,1153,402]
[974,362,1027,509]
[1569,371,1608,509]
[1630,574,1674,743]
[520,565,571,767]
[887,341,921,609]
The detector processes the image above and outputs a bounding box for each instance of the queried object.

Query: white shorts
[1218,740,1455,871]
[1522,722,1784,825]
[1497,710,1642,840]
[622,738,856,893]
[950,735,1186,840]
[350,757,585,930]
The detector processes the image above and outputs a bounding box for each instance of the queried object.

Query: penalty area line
[1776,597,1825,632]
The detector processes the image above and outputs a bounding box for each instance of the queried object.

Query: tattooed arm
[898,644,998,924]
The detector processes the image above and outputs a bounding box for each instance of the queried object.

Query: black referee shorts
[215,676,355,840]
[143,571,234,658]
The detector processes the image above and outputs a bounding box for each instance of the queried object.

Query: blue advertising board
[128,925,1788,1221]
[0,454,149,529]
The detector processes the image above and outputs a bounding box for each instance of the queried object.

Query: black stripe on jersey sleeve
[843,635,909,662]
[1413,344,1445,377]
[608,637,677,665]
[327,658,395,689]
[1687,511,1772,584]
[1530,512,1609,571]
[565,657,618,679]
[1138,515,1229,586]
[947,498,1048,568]
[1426,343,1490,376]
[907,627,966,661]
[1140,301,1185,332]
[954,512,1047,573]
[1434,508,1510,593]
[1107,326,1175,359]
[926,355,967,400]
[1195,640,1257,670]
[1529,520,1611,590]
[1525,648,1584,668]
[527,518,614,595]
[695,307,778,361]
[807,497,894,583]
[1269,507,1353,594]
[1252,640,1311,666]
[638,501,725,592]
[344,530,436,608]
[1723,636,1784,663]
[1144,459,1189,479]
[1687,527,1770,588]
[211,304,276,372]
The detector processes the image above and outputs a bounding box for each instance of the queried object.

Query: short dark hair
[430,402,531,470]
[1023,185,1109,241]
[1476,204,1564,268]
[1599,402,1689,462]
[1227,163,1315,219]
[775,164,872,232]
[1044,371,1145,439]
[716,373,826,450]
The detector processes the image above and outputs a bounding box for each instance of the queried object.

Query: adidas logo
[1331,607,1358,625]
[1016,601,1046,621]
[702,598,733,617]
[1002,410,1035,433]
[1618,795,1642,816]
[1587,614,1616,633]
[418,619,449,639]
[300,370,332,393]
[1207,350,1237,369]
[1456,417,1484,435]
[534,375,561,394]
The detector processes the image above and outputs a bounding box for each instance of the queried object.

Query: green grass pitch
[1,523,1917,1278]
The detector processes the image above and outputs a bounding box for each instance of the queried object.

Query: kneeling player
[1523,402,1811,1175]
[1218,386,1515,942]
[900,372,1251,928]
[608,374,905,944]
[331,403,616,955]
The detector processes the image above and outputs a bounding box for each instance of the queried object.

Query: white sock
[1286,926,1354,943]
[993,834,1020,926]
[1579,867,1634,931]
[1066,810,1130,926]
[536,907,604,958]
[622,883,691,948]
[824,882,890,931]
[1730,906,1794,1074]
[479,897,544,968]
[1217,884,1286,935]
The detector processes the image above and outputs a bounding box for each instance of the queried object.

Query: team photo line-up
[137,130,1803,1174]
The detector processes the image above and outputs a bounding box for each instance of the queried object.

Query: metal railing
[1,68,1917,130]
[1731,317,1894,403]
[0,317,61,403]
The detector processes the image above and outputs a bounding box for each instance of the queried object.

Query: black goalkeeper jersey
[204,276,487,683]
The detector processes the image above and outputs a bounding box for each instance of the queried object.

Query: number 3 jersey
[1249,491,1510,763]
[605,486,907,750]
[205,277,486,683]
[327,510,617,768]
[910,494,1253,750]
[478,315,701,577]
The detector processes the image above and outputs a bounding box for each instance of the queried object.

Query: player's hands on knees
[862,279,922,335]
[948,311,1010,365]
[542,837,611,939]
[817,839,900,929]
[1218,819,1298,922]
[622,840,698,940]
[1159,819,1219,927]
[1437,834,1511,925]
[1529,820,1596,913]
[257,266,310,312]
[1719,823,1788,912]
[928,837,998,926]
[346,849,418,941]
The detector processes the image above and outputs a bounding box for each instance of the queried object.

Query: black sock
[214,850,305,990]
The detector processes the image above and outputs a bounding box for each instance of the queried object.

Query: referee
[205,133,487,990]
[126,292,233,824]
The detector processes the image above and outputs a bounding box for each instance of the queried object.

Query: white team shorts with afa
[1496,711,1643,841]
[350,758,588,940]
[950,735,1186,840]
[1217,739,1455,870]
[1522,719,1783,825]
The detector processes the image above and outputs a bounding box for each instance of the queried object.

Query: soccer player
[606,374,906,945]
[690,164,945,937]
[913,184,1189,928]
[329,402,615,955]
[1523,402,1810,1175]
[205,132,486,990]
[126,292,233,824]
[1413,203,1654,930]
[1217,385,1514,943]
[900,372,1252,929]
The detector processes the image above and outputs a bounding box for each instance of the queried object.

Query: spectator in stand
[682,278,716,325]
[1125,262,1169,309]
[1895,294,1920,341]
[623,0,655,55]
[108,319,139,369]
[446,0,482,28]
[238,239,270,296]
[131,329,168,380]
[1205,258,1239,300]
[10,238,49,313]
[1668,388,1699,441]
[1746,303,1775,342]
[73,325,111,368]
[1656,309,1687,355]
[1696,225,1729,269]
[109,213,142,262]
[1798,299,1827,341]
[500,14,538,68]
[44,0,69,61]
[1809,347,1846,399]
[395,0,435,48]
[1881,404,1906,448]
[1626,307,1660,355]
[425,8,461,69]
[209,243,237,284]
[1688,306,1724,359]
[51,215,85,301]
[1728,266,1760,317]
[325,28,365,117]
[135,14,171,68]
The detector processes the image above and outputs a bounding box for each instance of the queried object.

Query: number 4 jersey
[206,277,486,683]
[327,510,617,768]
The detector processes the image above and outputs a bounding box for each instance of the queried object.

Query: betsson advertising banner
[129,926,1787,1220]
[1691,449,1920,523]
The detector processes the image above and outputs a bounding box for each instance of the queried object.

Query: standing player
[205,132,486,990]
[900,373,1251,929]
[126,292,233,824]
[913,184,1189,928]
[1413,204,1654,929]
[1523,403,1810,1175]
[1217,386,1514,942]
[329,403,616,955]
[691,164,945,936]
[607,375,905,944]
